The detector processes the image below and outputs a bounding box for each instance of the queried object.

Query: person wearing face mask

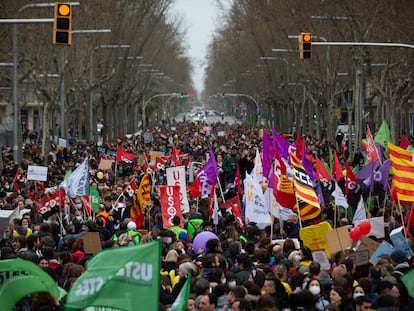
[306,279,329,310]
[282,213,300,239]
[352,285,366,302]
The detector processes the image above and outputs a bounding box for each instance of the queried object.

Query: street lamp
[142,93,178,130]
[89,44,130,141]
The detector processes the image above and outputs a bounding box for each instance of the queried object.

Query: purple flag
[197,147,219,184]
[374,159,390,192]
[272,129,295,161]
[262,130,274,179]
[355,162,374,192]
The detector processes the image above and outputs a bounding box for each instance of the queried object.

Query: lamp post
[221,93,260,126]
[9,2,79,162]
[89,44,130,141]
[142,93,178,130]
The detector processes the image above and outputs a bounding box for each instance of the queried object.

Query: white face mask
[228,280,236,288]
[75,203,82,209]
[353,293,364,300]
[309,285,321,296]
[221,278,227,284]
[294,255,302,262]
[166,237,172,244]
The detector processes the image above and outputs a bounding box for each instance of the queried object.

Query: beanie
[390,249,407,264]
[127,221,137,230]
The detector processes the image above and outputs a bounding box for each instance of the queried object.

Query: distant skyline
[170,0,227,95]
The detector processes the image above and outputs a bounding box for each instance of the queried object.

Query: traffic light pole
[311,41,414,49]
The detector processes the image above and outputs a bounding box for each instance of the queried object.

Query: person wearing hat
[390,249,410,279]
[125,221,142,245]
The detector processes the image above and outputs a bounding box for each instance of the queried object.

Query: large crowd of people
[1,118,413,311]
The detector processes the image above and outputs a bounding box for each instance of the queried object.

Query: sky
[170,0,225,95]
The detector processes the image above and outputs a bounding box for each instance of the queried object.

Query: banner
[0,258,60,311]
[166,166,190,213]
[65,241,161,311]
[116,147,136,163]
[171,275,191,311]
[160,185,182,228]
[59,157,90,198]
[244,173,271,229]
[27,165,48,181]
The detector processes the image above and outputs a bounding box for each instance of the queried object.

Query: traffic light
[298,33,311,60]
[179,93,186,99]
[53,2,72,45]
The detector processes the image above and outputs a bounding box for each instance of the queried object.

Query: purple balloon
[192,231,219,254]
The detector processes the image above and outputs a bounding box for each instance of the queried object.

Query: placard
[0,207,19,234]
[357,235,380,257]
[82,232,102,255]
[326,226,352,256]
[346,250,370,266]
[354,216,384,239]
[27,165,48,181]
[98,159,114,170]
[312,250,331,270]
[58,138,67,148]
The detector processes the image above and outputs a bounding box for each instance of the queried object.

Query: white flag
[352,197,367,224]
[252,148,264,186]
[212,191,219,225]
[244,173,271,229]
[59,157,90,198]
[332,181,348,209]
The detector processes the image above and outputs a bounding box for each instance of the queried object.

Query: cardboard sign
[346,250,370,266]
[326,226,352,256]
[58,138,67,148]
[370,240,394,264]
[300,222,333,256]
[27,165,48,181]
[390,226,413,257]
[357,236,380,257]
[98,159,113,171]
[82,232,102,255]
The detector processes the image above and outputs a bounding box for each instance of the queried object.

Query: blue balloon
[192,231,219,254]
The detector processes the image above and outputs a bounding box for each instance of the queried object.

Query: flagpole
[295,197,303,229]
[216,176,226,203]
[398,199,408,240]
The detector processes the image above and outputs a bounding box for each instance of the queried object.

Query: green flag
[328,146,333,174]
[89,186,101,213]
[64,168,73,180]
[65,241,161,311]
[0,258,60,311]
[401,268,414,298]
[374,120,391,147]
[171,275,191,311]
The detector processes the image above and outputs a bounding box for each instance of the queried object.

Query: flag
[197,147,219,184]
[290,152,320,210]
[171,275,191,311]
[315,157,332,184]
[65,241,161,311]
[262,129,274,178]
[332,151,343,182]
[352,197,367,224]
[187,177,201,199]
[273,150,296,209]
[171,146,181,166]
[166,166,190,213]
[160,185,182,228]
[116,146,136,163]
[295,135,305,160]
[222,195,244,231]
[209,184,219,225]
[345,164,358,198]
[374,120,391,148]
[124,180,138,198]
[243,173,271,228]
[388,142,414,202]
[366,127,380,164]
[59,157,90,198]
[400,135,412,150]
[374,159,390,192]
[272,129,295,161]
[332,180,349,208]
[89,187,101,213]
[0,258,60,311]
[13,169,23,193]
[234,164,243,195]
[208,182,216,220]
[81,195,92,214]
[251,148,264,186]
[154,156,168,171]
[131,174,151,227]
[356,162,375,192]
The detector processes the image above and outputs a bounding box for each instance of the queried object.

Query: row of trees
[204,0,414,154]
[0,0,193,160]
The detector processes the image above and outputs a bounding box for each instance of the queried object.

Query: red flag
[116,147,136,163]
[315,157,331,183]
[13,169,22,193]
[234,164,243,195]
[345,164,358,198]
[171,146,181,166]
[366,127,379,163]
[273,151,296,208]
[36,190,64,215]
[295,136,305,160]
[124,180,137,197]
[81,196,92,214]
[332,151,344,182]
[400,135,412,150]
[187,177,201,198]
[183,154,192,168]
[160,185,182,228]
[222,196,244,231]
[154,156,168,171]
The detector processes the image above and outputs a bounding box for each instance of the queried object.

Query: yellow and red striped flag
[388,142,414,202]
[131,174,151,227]
[290,152,320,220]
